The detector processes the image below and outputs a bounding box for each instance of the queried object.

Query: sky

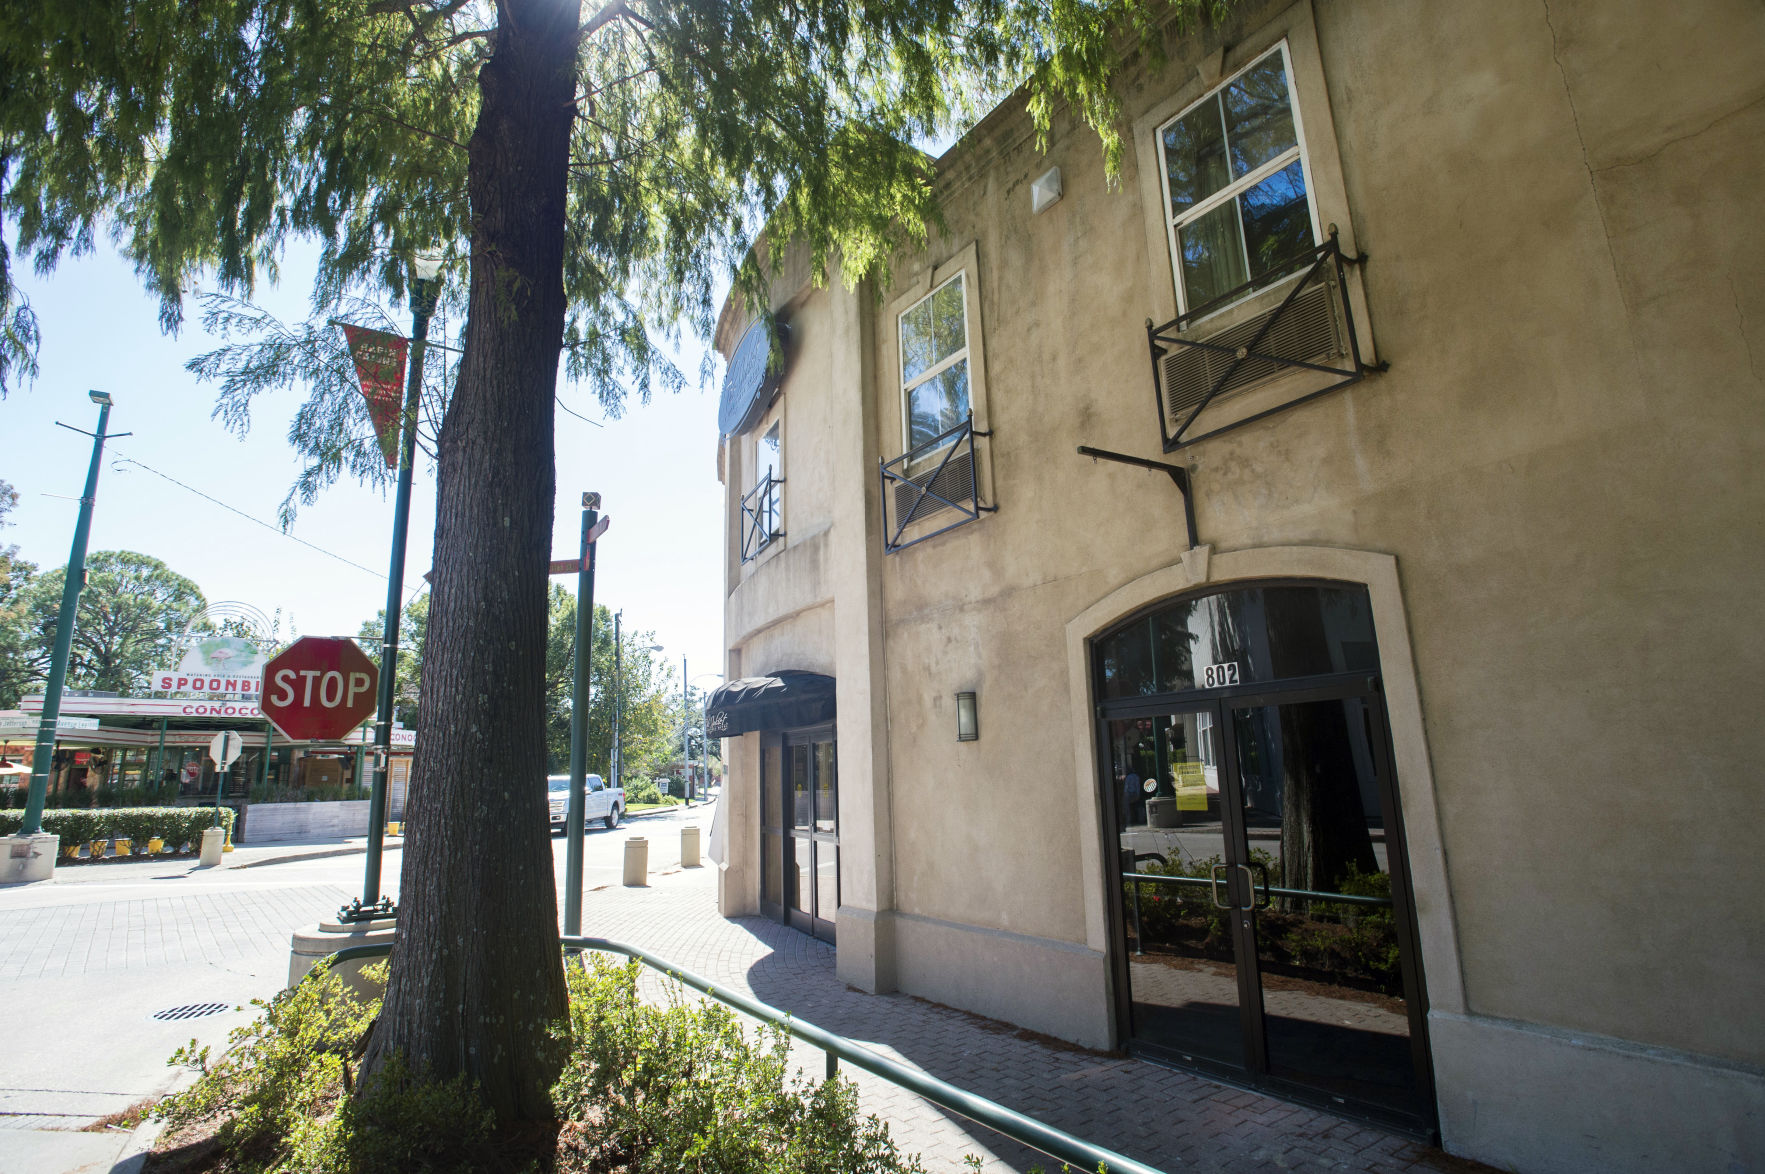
[0,242,730,698]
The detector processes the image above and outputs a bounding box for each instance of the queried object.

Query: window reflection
[1097,583,1376,699]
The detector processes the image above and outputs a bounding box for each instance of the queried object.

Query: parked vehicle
[546,773,624,833]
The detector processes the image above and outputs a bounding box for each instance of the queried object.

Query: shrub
[0,806,234,851]
[155,955,929,1174]
[625,778,663,805]
[555,956,925,1173]
[158,962,495,1173]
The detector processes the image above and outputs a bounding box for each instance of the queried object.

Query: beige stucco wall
[717,0,1765,1167]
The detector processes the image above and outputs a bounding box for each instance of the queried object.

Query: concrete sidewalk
[579,865,1493,1174]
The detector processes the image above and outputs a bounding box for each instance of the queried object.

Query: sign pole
[360,272,437,919]
[564,493,604,937]
[23,393,119,837]
[611,610,622,792]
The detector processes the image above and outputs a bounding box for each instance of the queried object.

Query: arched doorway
[1095,579,1435,1132]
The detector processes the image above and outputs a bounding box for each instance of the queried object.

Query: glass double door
[759,726,838,943]
[1108,680,1433,1129]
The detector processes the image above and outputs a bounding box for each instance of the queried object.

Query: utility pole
[681,655,691,806]
[354,254,441,922]
[611,610,622,790]
[20,392,124,838]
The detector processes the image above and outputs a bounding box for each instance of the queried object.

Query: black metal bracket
[1076,446,1198,549]
[336,896,398,924]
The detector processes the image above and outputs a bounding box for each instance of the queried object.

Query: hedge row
[0,806,234,848]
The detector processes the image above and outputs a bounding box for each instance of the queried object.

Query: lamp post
[690,672,725,803]
[354,252,442,922]
[681,655,690,805]
[20,392,125,839]
[610,615,661,793]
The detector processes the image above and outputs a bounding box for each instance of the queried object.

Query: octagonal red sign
[260,637,379,742]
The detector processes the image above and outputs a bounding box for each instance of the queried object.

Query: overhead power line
[110,453,387,582]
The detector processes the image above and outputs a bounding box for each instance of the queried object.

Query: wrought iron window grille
[740,472,784,563]
[1148,231,1384,452]
[879,415,994,553]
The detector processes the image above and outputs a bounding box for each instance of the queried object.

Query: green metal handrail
[1121,871,1392,908]
[311,937,1167,1174]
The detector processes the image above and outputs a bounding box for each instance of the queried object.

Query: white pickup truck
[547,773,624,832]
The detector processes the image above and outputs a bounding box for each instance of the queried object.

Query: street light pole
[612,610,622,790]
[689,672,725,803]
[356,254,441,921]
[681,655,691,806]
[21,392,121,837]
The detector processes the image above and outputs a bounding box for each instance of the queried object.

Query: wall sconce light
[955,691,979,742]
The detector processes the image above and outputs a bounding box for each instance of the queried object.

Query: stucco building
[704,2,1765,1170]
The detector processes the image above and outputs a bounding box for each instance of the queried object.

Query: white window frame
[740,400,785,569]
[897,271,973,457]
[1132,1,1376,367]
[1156,40,1322,319]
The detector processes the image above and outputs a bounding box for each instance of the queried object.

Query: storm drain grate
[152,1002,231,1022]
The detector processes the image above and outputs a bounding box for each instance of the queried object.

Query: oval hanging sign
[718,317,787,436]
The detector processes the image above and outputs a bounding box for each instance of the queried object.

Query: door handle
[1209,863,1231,909]
[1238,863,1271,910]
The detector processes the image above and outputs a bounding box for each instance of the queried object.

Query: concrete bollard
[622,836,648,886]
[199,826,226,867]
[1,833,59,883]
[681,825,701,868]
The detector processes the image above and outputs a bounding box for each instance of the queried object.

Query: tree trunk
[361,0,579,1123]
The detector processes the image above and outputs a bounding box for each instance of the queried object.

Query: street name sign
[260,637,379,742]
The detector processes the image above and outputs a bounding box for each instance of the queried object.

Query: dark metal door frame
[1099,672,1435,1135]
[781,724,837,944]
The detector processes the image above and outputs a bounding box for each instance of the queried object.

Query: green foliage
[0,805,233,850]
[356,593,428,729]
[154,955,929,1172]
[624,777,667,806]
[0,479,38,708]
[160,961,494,1173]
[542,598,674,779]
[555,957,926,1173]
[248,783,366,805]
[20,551,205,695]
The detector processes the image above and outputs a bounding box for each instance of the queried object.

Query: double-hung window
[1160,44,1318,314]
[900,273,970,453]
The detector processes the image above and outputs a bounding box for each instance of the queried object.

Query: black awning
[705,671,835,737]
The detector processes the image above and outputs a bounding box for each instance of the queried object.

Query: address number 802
[1201,662,1241,688]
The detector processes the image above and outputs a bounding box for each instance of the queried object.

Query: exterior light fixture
[1031,167,1063,214]
[88,390,112,406]
[412,252,445,281]
[956,691,979,742]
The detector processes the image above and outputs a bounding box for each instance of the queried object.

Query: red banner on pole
[341,325,409,468]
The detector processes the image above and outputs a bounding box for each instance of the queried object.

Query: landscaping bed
[145,957,934,1174]
[1,806,236,861]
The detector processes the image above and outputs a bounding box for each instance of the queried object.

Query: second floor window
[742,420,783,562]
[1159,43,1317,313]
[759,422,781,526]
[900,273,970,453]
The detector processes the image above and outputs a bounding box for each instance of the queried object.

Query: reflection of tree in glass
[1223,56,1297,178]
[1241,162,1310,277]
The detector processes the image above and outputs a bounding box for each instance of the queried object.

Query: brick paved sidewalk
[573,865,1494,1174]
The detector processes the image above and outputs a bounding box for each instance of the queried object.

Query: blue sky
[0,241,728,695]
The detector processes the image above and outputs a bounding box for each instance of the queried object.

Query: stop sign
[260,637,380,742]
